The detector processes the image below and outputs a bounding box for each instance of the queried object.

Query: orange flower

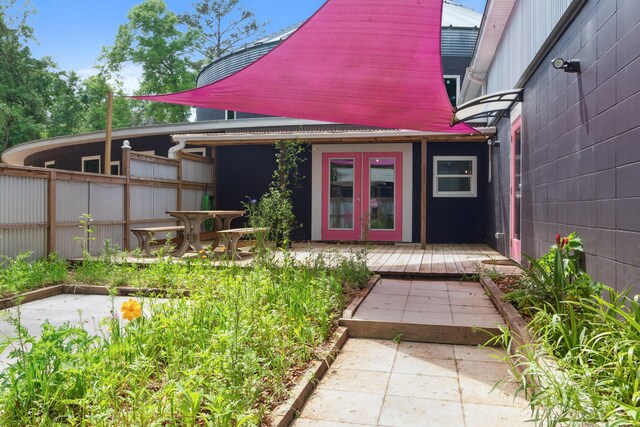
[121,299,142,321]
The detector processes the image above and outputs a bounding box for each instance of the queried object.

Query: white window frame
[44,160,56,169]
[82,155,101,174]
[110,161,121,176]
[183,147,206,156]
[444,75,460,107]
[433,156,477,198]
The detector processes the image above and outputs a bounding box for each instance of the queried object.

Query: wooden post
[122,143,131,250]
[177,150,183,210]
[211,146,217,202]
[277,140,288,193]
[47,171,57,255]
[421,139,427,249]
[104,91,113,175]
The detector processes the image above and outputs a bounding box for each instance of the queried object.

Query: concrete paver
[0,294,165,368]
[354,279,506,330]
[293,339,530,427]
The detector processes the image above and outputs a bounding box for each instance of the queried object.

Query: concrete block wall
[490,0,640,294]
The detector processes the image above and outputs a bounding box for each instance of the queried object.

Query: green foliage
[497,287,640,426]
[100,0,197,124]
[0,1,51,152]
[0,262,346,425]
[179,0,265,61]
[244,140,307,247]
[76,74,142,132]
[490,234,639,425]
[0,252,68,297]
[504,233,602,316]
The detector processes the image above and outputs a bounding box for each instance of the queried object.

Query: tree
[179,0,266,61]
[0,1,53,153]
[78,74,142,132]
[101,0,197,124]
[45,70,85,137]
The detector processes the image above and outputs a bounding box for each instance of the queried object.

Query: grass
[0,252,68,297]
[0,249,371,425]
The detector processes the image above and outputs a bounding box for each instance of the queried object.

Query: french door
[321,152,402,241]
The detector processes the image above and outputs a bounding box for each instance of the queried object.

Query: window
[44,161,56,169]
[82,155,101,174]
[110,161,120,176]
[183,147,206,156]
[433,156,477,197]
[225,110,236,120]
[444,75,460,107]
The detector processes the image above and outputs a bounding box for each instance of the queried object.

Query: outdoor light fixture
[551,57,580,73]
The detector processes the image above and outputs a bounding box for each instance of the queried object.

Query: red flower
[555,233,561,246]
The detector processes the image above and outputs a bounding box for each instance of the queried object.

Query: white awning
[451,89,523,125]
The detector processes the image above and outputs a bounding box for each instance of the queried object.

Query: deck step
[339,318,500,346]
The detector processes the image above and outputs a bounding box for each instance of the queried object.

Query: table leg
[172,213,193,257]
[191,216,207,252]
[132,230,152,257]
[221,232,242,260]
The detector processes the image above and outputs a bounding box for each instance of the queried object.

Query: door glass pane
[515,129,522,239]
[369,158,395,230]
[329,159,354,229]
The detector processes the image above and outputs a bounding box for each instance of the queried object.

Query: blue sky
[22,0,486,87]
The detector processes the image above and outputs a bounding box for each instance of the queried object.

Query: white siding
[486,0,573,93]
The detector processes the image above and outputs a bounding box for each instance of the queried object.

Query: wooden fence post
[47,170,57,255]
[177,150,183,211]
[122,143,131,250]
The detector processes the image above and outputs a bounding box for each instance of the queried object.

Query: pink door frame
[510,117,522,262]
[321,153,362,241]
[321,152,402,241]
[362,152,403,241]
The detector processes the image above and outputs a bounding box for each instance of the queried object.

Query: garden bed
[0,250,372,425]
[479,234,640,426]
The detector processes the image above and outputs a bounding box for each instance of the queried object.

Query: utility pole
[104,91,113,175]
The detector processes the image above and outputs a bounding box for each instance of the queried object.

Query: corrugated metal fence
[0,150,214,259]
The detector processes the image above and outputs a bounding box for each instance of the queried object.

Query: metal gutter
[1,118,333,165]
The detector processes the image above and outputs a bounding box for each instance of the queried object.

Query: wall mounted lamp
[551,57,580,73]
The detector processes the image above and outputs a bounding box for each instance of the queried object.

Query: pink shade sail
[133,0,475,134]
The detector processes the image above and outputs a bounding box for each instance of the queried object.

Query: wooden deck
[288,243,521,277]
[92,242,521,277]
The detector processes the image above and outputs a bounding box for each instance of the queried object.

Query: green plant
[244,140,306,248]
[0,262,348,425]
[495,287,640,426]
[74,213,96,262]
[505,233,602,316]
[0,252,68,296]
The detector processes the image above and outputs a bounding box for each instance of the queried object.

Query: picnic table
[166,210,245,256]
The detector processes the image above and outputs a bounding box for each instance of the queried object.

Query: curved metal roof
[198,2,482,86]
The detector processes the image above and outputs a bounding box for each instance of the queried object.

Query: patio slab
[292,339,530,427]
[0,294,164,369]
[347,279,506,340]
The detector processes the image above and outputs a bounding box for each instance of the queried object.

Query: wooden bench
[217,227,269,259]
[131,226,185,256]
